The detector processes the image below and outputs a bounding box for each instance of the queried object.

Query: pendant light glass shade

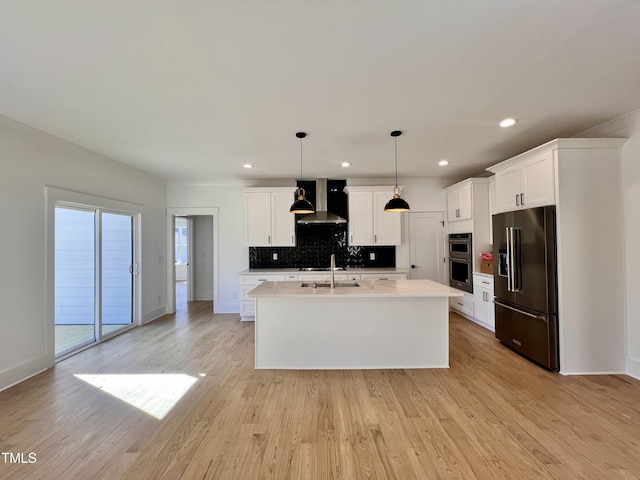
[384,130,410,212]
[290,132,315,214]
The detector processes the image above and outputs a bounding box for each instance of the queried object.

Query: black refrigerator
[493,206,559,370]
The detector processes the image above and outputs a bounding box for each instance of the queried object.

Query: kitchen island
[248,279,463,369]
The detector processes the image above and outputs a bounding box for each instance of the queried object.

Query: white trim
[166,207,220,314]
[627,357,640,380]
[45,186,144,362]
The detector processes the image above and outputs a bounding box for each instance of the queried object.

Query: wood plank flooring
[1,302,639,479]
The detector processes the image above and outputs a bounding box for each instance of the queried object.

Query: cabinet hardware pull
[374,234,377,243]
[268,235,271,244]
[482,281,490,285]
[515,194,520,206]
[520,193,524,205]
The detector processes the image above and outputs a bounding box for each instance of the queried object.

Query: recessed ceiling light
[341,162,351,167]
[499,118,518,128]
[243,163,253,169]
[438,160,449,166]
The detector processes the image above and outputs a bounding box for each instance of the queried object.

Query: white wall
[166,183,245,313]
[576,109,640,379]
[0,115,166,391]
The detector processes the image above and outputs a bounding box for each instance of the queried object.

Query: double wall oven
[449,233,473,293]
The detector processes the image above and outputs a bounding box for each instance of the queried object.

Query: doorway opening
[167,209,219,315]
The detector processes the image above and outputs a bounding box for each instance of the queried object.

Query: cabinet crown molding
[486,138,627,173]
[444,177,489,192]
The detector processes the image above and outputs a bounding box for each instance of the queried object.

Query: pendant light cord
[394,136,398,187]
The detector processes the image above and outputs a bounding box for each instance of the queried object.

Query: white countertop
[248,279,464,298]
[239,267,409,275]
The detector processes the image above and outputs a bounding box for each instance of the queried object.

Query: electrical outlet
[369,252,375,261]
[272,253,278,260]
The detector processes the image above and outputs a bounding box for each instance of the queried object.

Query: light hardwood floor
[1,302,639,479]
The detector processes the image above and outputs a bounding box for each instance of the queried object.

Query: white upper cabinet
[491,147,555,213]
[373,190,402,245]
[347,190,373,245]
[446,183,472,221]
[243,188,296,246]
[344,186,402,246]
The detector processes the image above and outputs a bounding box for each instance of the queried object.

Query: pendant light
[290,132,315,214]
[384,130,410,212]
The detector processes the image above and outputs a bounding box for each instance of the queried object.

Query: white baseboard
[0,355,52,392]
[214,303,240,314]
[143,305,167,324]
[627,356,640,380]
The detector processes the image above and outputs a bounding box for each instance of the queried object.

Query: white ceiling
[2,1,640,183]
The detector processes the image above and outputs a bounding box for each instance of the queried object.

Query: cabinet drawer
[360,273,407,280]
[240,274,286,285]
[450,293,474,316]
[240,300,255,316]
[473,275,494,289]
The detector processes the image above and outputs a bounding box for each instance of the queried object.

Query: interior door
[409,212,445,282]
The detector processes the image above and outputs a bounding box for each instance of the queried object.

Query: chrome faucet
[330,253,336,289]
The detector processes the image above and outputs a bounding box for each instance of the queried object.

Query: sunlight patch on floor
[74,373,198,419]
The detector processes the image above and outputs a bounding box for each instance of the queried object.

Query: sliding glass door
[101,212,134,337]
[55,207,97,356]
[55,207,136,358]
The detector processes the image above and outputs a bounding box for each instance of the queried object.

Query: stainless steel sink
[300,281,360,288]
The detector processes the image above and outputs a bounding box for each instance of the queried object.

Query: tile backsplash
[249,223,395,269]
[249,179,395,269]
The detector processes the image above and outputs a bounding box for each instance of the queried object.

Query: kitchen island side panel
[254,296,449,369]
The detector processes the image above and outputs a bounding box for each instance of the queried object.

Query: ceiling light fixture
[438,160,449,166]
[243,163,253,169]
[341,162,351,168]
[384,130,410,212]
[289,132,315,214]
[499,118,518,128]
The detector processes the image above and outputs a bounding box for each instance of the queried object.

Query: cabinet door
[457,184,472,220]
[473,287,490,324]
[447,185,472,221]
[348,191,373,245]
[521,152,555,208]
[447,190,460,221]
[244,192,271,246]
[373,190,401,245]
[270,191,295,246]
[494,166,522,213]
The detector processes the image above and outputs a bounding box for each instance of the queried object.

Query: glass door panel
[101,212,134,337]
[55,207,96,356]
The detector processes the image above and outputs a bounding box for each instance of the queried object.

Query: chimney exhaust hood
[297,179,347,224]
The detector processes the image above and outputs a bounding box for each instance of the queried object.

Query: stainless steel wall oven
[448,233,472,293]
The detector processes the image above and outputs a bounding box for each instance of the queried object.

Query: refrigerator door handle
[493,300,547,322]
[508,227,521,292]
[506,227,515,292]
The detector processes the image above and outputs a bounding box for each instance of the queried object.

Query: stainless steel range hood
[297,179,347,224]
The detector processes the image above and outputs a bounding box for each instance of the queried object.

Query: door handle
[411,264,419,268]
[493,300,547,321]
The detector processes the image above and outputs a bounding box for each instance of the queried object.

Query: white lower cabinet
[449,274,494,331]
[449,292,474,317]
[240,274,286,321]
[472,274,495,330]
